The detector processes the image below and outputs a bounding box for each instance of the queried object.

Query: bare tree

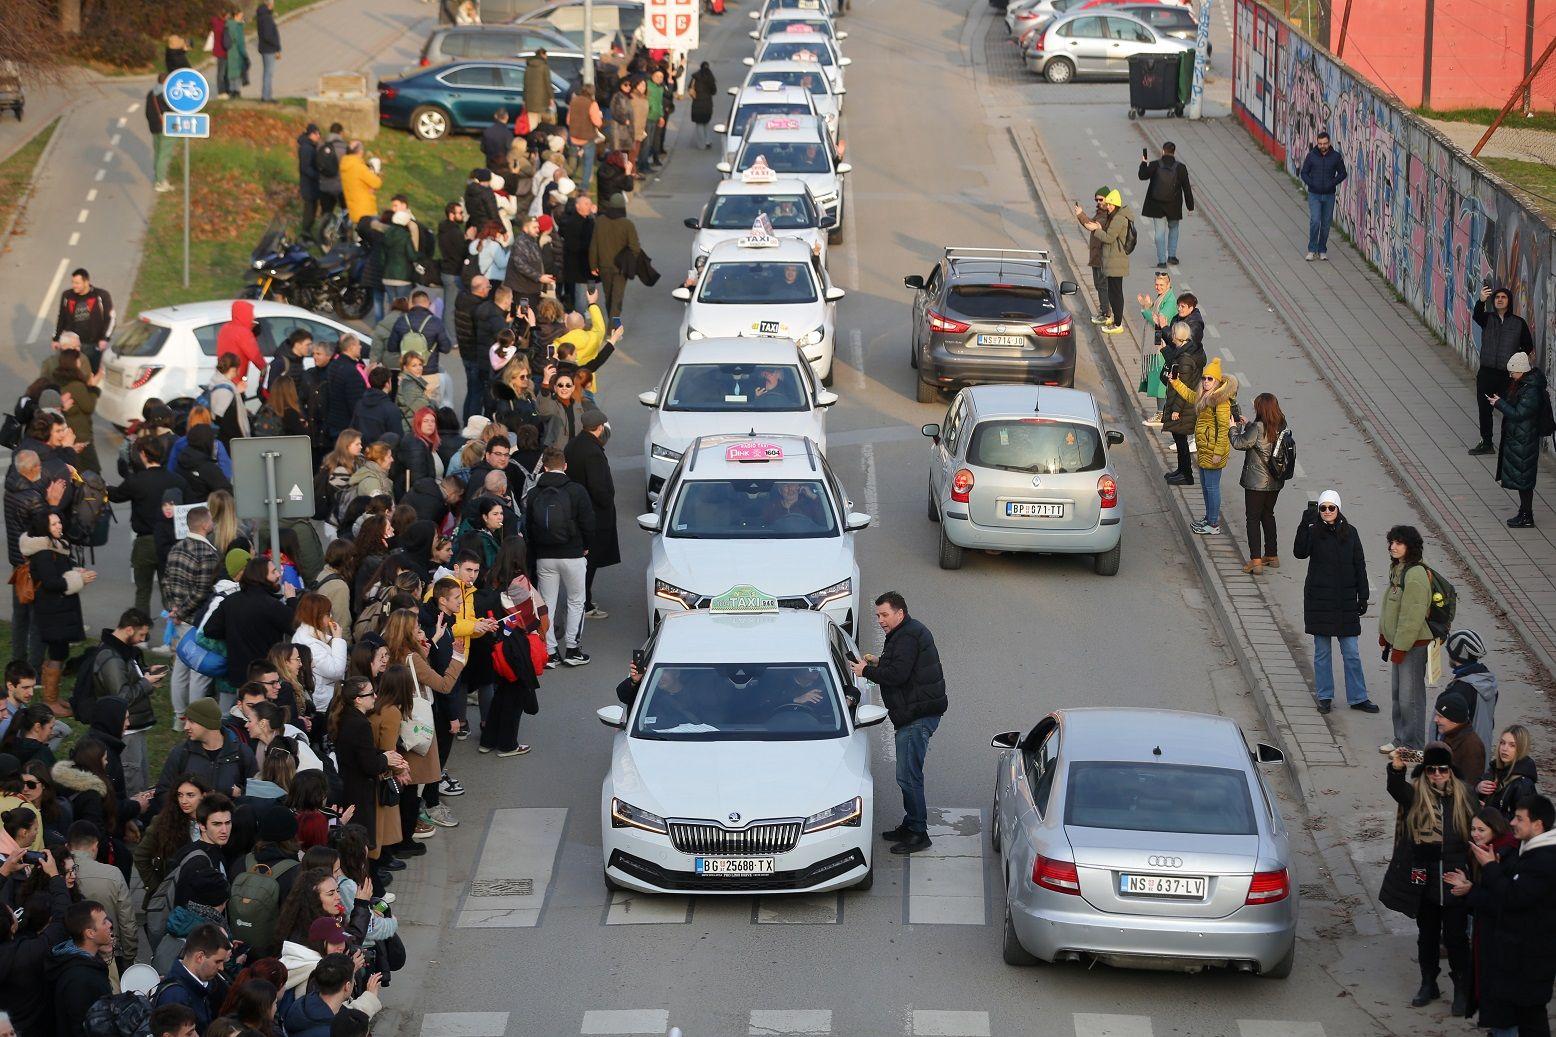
[0,0,70,82]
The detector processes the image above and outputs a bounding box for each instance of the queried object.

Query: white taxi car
[750,0,838,22]
[751,10,848,42]
[717,114,850,240]
[715,81,824,166]
[638,337,837,504]
[673,232,843,385]
[639,433,869,634]
[736,60,844,123]
[597,600,885,895]
[685,170,832,269]
[746,32,852,94]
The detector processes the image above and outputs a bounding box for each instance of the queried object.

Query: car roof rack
[944,246,1050,269]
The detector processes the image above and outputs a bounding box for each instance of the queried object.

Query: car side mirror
[638,390,659,407]
[597,705,626,729]
[683,217,700,229]
[1060,280,1079,296]
[816,389,839,407]
[1255,742,1286,765]
[671,286,692,302]
[748,29,759,38]
[845,511,872,531]
[748,9,760,17]
[743,57,755,66]
[1106,429,1124,446]
[825,286,845,302]
[835,162,852,175]
[835,86,846,95]
[839,57,853,66]
[713,123,727,133]
[921,422,941,439]
[637,512,661,532]
[855,704,889,728]
[991,730,1021,750]
[903,274,925,290]
[715,161,733,174]
[837,31,849,39]
[818,213,837,228]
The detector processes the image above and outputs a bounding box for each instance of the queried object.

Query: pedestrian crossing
[420,1011,1345,1036]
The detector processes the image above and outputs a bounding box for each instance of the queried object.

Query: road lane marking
[76,209,89,223]
[911,1011,989,1036]
[604,890,691,924]
[754,893,840,924]
[1238,1025,1324,1037]
[86,189,97,202]
[906,807,985,925]
[68,232,80,247]
[749,1010,830,1035]
[847,328,879,523]
[116,117,127,128]
[28,257,71,342]
[95,169,106,182]
[1220,347,1234,360]
[579,1010,668,1035]
[127,103,139,113]
[1207,324,1221,338]
[456,807,565,927]
[102,151,113,162]
[109,133,121,146]
[420,1014,509,1037]
[1073,1016,1153,1037]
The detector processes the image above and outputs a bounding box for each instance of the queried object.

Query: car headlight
[802,796,862,833]
[654,579,700,609]
[610,797,668,834]
[797,325,826,347]
[650,443,684,462]
[253,259,266,269]
[686,327,706,341]
[805,578,851,609]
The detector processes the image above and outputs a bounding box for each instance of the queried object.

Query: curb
[0,116,67,257]
[1007,119,1389,938]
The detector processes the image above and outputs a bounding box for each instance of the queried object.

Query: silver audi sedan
[990,708,1298,978]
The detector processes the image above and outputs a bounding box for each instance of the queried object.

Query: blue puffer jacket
[1299,145,1348,195]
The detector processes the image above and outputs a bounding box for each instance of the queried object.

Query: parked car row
[998,0,1203,83]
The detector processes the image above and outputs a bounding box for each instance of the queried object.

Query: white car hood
[696,226,825,257]
[658,533,852,599]
[687,301,826,340]
[653,408,825,456]
[617,735,864,823]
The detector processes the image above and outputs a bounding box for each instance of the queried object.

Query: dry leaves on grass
[190,166,294,243]
[213,106,306,149]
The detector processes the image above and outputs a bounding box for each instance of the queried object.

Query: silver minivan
[921,385,1123,574]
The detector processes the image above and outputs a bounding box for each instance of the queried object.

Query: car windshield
[969,419,1104,475]
[752,70,831,96]
[665,364,809,411]
[739,141,832,174]
[949,285,1057,319]
[768,19,833,35]
[731,102,813,136]
[1065,762,1258,836]
[698,261,818,303]
[632,663,846,740]
[112,321,172,358]
[760,41,835,65]
[706,193,817,229]
[668,478,836,538]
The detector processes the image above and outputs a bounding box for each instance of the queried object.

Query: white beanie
[490,173,505,192]
[1317,489,1342,511]
[391,209,412,226]
[555,176,576,198]
[1508,351,1532,374]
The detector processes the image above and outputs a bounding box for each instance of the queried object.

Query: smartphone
[21,851,46,865]
[631,649,645,670]
[1142,147,1149,160]
[1396,748,1425,765]
[1308,499,1319,511]
[611,317,623,330]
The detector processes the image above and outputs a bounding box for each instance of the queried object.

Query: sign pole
[262,450,283,567]
[1186,0,1214,120]
[183,137,191,288]
[583,0,595,87]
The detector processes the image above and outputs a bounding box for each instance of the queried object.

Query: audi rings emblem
[1147,855,1183,868]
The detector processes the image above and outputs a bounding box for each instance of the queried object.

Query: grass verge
[0,117,60,237]
[1481,157,1556,224]
[132,100,481,311]
[1417,106,1556,135]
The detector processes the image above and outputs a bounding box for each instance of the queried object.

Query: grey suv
[904,247,1079,403]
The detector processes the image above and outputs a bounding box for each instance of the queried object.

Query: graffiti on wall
[1231,0,1556,368]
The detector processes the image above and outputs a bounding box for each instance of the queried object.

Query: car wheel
[602,866,625,892]
[990,799,1001,853]
[1044,57,1075,84]
[909,338,919,369]
[1261,939,1295,979]
[853,866,873,892]
[938,526,964,570]
[916,378,939,404]
[1094,539,1121,576]
[335,286,372,322]
[411,105,451,141]
[927,485,939,523]
[1002,902,1039,965]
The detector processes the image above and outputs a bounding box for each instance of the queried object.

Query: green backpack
[227,854,300,955]
[1412,563,1457,642]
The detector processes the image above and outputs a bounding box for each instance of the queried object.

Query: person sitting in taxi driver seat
[762,481,825,527]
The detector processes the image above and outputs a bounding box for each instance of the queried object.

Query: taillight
[379,86,398,100]
[128,365,163,389]
[1032,854,1080,894]
[1245,868,1290,904]
[1097,474,1117,509]
[419,57,430,66]
[1032,317,1072,337]
[951,468,974,503]
[927,309,971,335]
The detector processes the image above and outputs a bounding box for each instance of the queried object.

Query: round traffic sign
[163,69,211,116]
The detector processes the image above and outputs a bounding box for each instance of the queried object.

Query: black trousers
[1091,267,1110,318]
[1519,487,1535,516]
[1171,433,1191,475]
[1477,366,1509,443]
[479,685,525,752]
[1416,893,1471,984]
[300,183,319,237]
[397,783,421,842]
[1245,488,1280,558]
[1105,276,1125,329]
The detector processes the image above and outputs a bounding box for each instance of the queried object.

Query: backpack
[1121,216,1138,255]
[69,643,112,721]
[0,393,33,449]
[1410,562,1458,642]
[1538,386,1556,437]
[67,468,114,547]
[1267,428,1297,483]
[528,482,577,547]
[83,992,152,1037]
[144,848,210,948]
[517,455,545,506]
[228,853,300,954]
[251,406,283,437]
[394,314,434,358]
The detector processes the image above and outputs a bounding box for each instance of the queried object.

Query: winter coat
[862,615,948,728]
[380,223,418,283]
[598,157,634,201]
[1230,419,1286,492]
[206,583,298,687]
[108,464,188,536]
[155,732,257,802]
[1441,724,1487,793]
[0,877,68,1037]
[589,211,640,277]
[524,471,595,559]
[1473,299,1535,371]
[559,205,595,283]
[350,390,402,446]
[397,435,442,491]
[256,4,281,53]
[1380,763,1471,917]
[348,459,394,501]
[1137,156,1194,221]
[524,53,554,115]
[1081,206,1110,269]
[1168,372,1238,470]
[1494,365,1545,492]
[396,653,459,786]
[293,624,348,711]
[464,181,501,231]
[46,940,112,1037]
[690,68,717,123]
[564,430,620,568]
[482,119,512,169]
[5,466,49,566]
[174,442,232,501]
[504,232,546,297]
[217,299,263,380]
[1299,145,1348,195]
[610,92,635,150]
[1095,203,1134,277]
[55,375,97,454]
[1159,341,1204,437]
[297,131,318,190]
[1292,509,1367,637]
[315,134,345,195]
[153,959,226,1032]
[1470,832,1556,1008]
[21,534,86,642]
[332,706,391,848]
[323,354,369,437]
[166,433,233,484]
[1379,560,1433,654]
[340,153,383,224]
[1478,755,1538,822]
[92,630,158,731]
[222,17,248,84]
[283,988,383,1037]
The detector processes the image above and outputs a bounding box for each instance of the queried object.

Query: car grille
[689,596,813,611]
[667,819,803,855]
[610,849,864,891]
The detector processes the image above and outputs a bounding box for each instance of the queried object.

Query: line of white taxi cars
[597,0,884,897]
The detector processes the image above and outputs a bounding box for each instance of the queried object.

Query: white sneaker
[498,744,531,758]
[1378,742,1397,755]
[1319,253,1329,261]
[1142,417,1162,427]
[1304,252,1316,261]
[154,181,174,193]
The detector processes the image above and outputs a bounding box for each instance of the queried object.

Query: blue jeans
[576,142,596,200]
[1307,192,1335,253]
[573,280,600,313]
[260,51,276,101]
[462,358,486,421]
[894,715,940,834]
[1152,217,1180,265]
[1200,465,1223,525]
[1313,635,1369,705]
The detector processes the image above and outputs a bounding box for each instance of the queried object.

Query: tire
[909,338,919,369]
[1002,902,1039,965]
[916,378,939,404]
[927,485,939,523]
[410,105,451,141]
[1043,57,1075,84]
[1128,109,1138,120]
[334,285,372,321]
[1094,539,1121,576]
[1261,940,1295,979]
[853,866,873,891]
[938,526,964,570]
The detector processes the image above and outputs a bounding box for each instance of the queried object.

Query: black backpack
[1121,216,1138,255]
[83,991,152,1037]
[529,483,577,547]
[1267,428,1297,483]
[1411,562,1458,642]
[70,644,111,721]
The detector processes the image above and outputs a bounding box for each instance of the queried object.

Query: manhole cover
[470,879,534,897]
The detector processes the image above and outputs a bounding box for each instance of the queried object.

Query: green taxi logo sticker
[709,584,779,614]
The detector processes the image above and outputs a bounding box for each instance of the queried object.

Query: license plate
[758,320,782,334]
[1006,502,1064,518]
[1120,873,1207,898]
[976,334,1025,346]
[695,857,776,876]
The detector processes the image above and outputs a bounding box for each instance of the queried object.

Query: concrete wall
[1233,0,1556,369]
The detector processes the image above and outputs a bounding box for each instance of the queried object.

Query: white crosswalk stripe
[911,1010,990,1036]
[907,807,988,924]
[604,890,691,924]
[579,1010,669,1035]
[419,1013,509,1037]
[748,1009,832,1035]
[1238,1023,1325,1037]
[754,893,841,924]
[458,807,566,928]
[1073,1015,1153,1037]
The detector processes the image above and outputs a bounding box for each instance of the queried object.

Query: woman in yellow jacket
[1169,356,1239,535]
[339,142,383,224]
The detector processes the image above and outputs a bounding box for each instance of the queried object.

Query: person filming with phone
[83,608,168,797]
[1468,283,1533,457]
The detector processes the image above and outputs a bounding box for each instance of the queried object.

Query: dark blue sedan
[378,60,574,141]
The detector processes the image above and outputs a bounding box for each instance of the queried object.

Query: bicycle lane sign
[164,69,210,115]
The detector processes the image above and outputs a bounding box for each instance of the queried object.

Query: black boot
[1410,979,1440,1007]
[1508,510,1535,528]
[1450,977,1469,1017]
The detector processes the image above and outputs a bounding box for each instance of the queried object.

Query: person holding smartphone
[87,607,169,797]
[1468,283,1534,456]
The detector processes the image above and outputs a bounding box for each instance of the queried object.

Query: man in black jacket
[47,901,113,1037]
[1137,141,1194,267]
[558,194,597,313]
[109,438,189,616]
[525,447,596,667]
[564,410,619,618]
[1467,794,1556,1031]
[481,109,513,171]
[155,700,257,804]
[1469,284,1536,455]
[323,336,368,439]
[504,215,553,307]
[350,367,402,445]
[255,0,281,102]
[465,279,508,420]
[851,592,947,854]
[6,451,66,663]
[438,200,469,350]
[51,269,115,373]
[463,168,501,231]
[297,124,322,239]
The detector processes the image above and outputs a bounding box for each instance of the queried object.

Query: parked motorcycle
[243,217,372,321]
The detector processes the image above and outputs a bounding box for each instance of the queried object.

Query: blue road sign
[163,69,210,115]
[164,113,211,138]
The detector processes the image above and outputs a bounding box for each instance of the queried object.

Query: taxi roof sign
[764,117,802,130]
[737,212,780,248]
[709,584,780,614]
[725,441,784,462]
[741,156,777,184]
[757,79,785,91]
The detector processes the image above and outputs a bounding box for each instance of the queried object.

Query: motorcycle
[243,217,372,321]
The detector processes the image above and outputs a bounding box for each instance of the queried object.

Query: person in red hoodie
[216,300,264,382]
[210,13,230,96]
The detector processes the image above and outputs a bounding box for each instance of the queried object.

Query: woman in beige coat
[383,609,466,829]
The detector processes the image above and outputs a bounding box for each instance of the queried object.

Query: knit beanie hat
[1507,352,1532,374]
[1201,356,1222,381]
[1093,185,1111,200]
[1445,629,1486,661]
[1103,189,1123,206]
[1435,689,1471,726]
[1317,489,1342,511]
[225,548,251,580]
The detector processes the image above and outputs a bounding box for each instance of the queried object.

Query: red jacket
[216,300,263,380]
[211,15,228,58]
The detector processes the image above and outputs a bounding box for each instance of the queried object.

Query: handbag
[378,775,401,807]
[8,561,34,605]
[527,631,547,677]
[176,627,228,678]
[399,666,436,755]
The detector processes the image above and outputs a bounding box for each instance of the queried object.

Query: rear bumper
[941,510,1121,554]
[922,338,1075,388]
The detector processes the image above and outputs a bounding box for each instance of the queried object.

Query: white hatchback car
[597,603,885,895]
[717,114,850,241]
[638,337,837,504]
[673,234,843,385]
[98,301,354,429]
[639,433,869,635]
[716,81,824,167]
[686,172,832,270]
[747,32,852,94]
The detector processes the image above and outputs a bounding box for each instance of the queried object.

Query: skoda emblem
[1147,855,1183,868]
[728,812,741,823]
[1030,476,1043,487]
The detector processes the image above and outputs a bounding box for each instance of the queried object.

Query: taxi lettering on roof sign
[785,21,818,32]
[708,584,780,613]
[725,441,784,462]
[764,117,802,130]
